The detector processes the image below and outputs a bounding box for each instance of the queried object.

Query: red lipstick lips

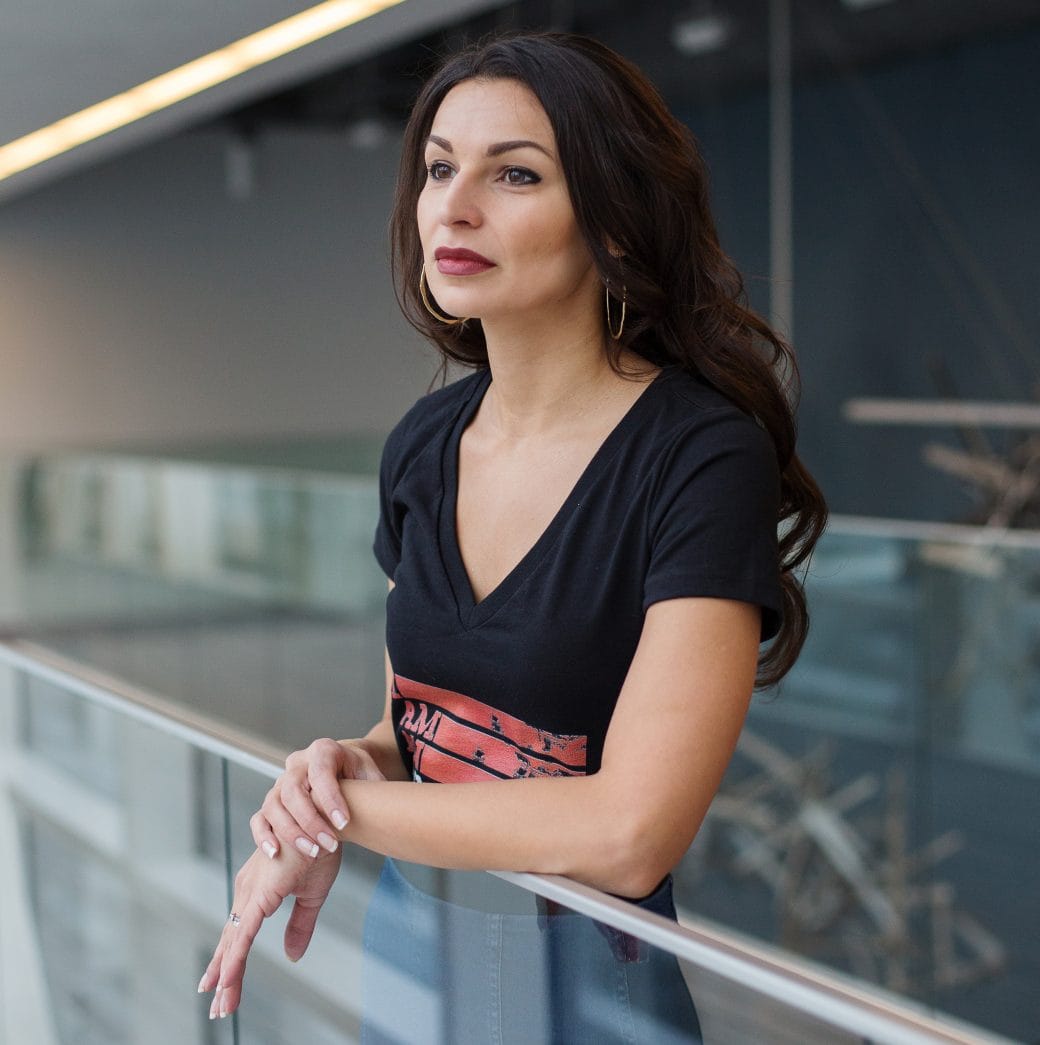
[434,246,495,276]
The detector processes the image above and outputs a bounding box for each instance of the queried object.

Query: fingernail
[331,810,348,830]
[295,837,319,858]
[317,832,338,853]
[197,975,207,993]
[262,841,277,859]
[209,985,221,1019]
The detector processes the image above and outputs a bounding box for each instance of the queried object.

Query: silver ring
[228,912,241,927]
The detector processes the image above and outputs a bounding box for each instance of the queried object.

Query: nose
[438,171,483,229]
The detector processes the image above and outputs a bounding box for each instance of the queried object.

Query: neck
[476,307,641,439]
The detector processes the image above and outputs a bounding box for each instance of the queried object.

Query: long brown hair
[389,32,827,686]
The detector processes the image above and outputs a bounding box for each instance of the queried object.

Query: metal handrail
[827,512,1040,549]
[0,637,1018,1045]
[0,637,283,777]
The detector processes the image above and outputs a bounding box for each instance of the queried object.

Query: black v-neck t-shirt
[373,365,782,781]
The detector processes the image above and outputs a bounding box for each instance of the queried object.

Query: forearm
[335,774,661,898]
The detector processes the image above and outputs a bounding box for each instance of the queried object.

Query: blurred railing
[2,453,385,629]
[0,638,1014,1045]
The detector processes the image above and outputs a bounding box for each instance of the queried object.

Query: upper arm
[598,595,760,889]
[356,578,408,781]
[383,579,395,720]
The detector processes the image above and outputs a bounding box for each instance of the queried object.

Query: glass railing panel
[7,442,1040,1044]
[0,659,238,1044]
[2,646,1015,1044]
[676,522,1040,1042]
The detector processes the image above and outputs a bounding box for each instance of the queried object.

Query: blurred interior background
[1,2,1038,1042]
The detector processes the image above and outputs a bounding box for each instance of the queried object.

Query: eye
[426,160,453,181]
[501,166,541,186]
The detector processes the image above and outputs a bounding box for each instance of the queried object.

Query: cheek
[415,195,432,244]
[533,228,593,280]
[522,213,583,266]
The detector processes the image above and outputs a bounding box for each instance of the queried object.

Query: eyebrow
[426,135,555,160]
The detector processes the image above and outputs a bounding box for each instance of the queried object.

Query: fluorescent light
[0,0,408,184]
[672,15,731,56]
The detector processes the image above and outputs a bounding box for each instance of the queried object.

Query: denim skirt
[361,858,703,1044]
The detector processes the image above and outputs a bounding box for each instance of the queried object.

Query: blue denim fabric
[361,858,703,1044]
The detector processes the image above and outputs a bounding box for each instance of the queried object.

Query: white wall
[0,126,439,453]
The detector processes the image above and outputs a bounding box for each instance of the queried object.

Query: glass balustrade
[0,649,1014,1044]
[675,520,1040,1042]
[2,449,1039,1039]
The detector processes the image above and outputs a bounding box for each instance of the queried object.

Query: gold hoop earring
[605,284,626,341]
[419,263,466,325]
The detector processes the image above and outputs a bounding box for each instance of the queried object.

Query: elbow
[605,848,675,902]
[588,811,687,901]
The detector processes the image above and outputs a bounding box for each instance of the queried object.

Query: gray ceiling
[3,0,1038,202]
[0,0,510,202]
[222,0,1040,130]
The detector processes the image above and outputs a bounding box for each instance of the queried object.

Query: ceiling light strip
[0,0,407,183]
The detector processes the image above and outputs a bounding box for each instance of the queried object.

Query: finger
[201,909,245,994]
[281,768,339,855]
[203,920,237,1018]
[198,939,225,994]
[346,744,388,783]
[262,785,322,859]
[250,810,279,860]
[354,760,387,783]
[309,743,355,832]
[212,901,266,1019]
[283,894,324,962]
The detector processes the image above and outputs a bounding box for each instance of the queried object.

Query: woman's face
[417,78,599,328]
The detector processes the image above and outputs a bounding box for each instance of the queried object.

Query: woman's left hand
[197,843,343,1019]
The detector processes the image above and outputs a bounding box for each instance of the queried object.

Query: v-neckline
[439,367,667,628]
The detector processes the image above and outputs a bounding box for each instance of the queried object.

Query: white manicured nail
[197,975,207,993]
[331,810,347,830]
[295,837,319,858]
[262,841,277,859]
[317,832,338,853]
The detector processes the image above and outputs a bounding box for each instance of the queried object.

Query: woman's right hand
[251,738,386,860]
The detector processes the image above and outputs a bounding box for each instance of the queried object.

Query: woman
[200,31,826,1039]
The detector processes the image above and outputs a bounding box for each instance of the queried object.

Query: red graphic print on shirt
[393,675,587,783]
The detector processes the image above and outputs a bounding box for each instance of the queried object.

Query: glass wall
[572,0,1040,524]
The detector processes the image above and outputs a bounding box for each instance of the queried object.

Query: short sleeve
[642,414,783,641]
[372,422,407,580]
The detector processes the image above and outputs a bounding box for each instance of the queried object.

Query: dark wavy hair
[389,31,827,686]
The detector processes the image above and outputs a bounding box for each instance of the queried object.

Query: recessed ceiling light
[672,15,731,57]
[0,0,408,184]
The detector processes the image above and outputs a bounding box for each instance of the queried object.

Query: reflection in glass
[361,861,701,1045]
[679,531,1040,1041]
